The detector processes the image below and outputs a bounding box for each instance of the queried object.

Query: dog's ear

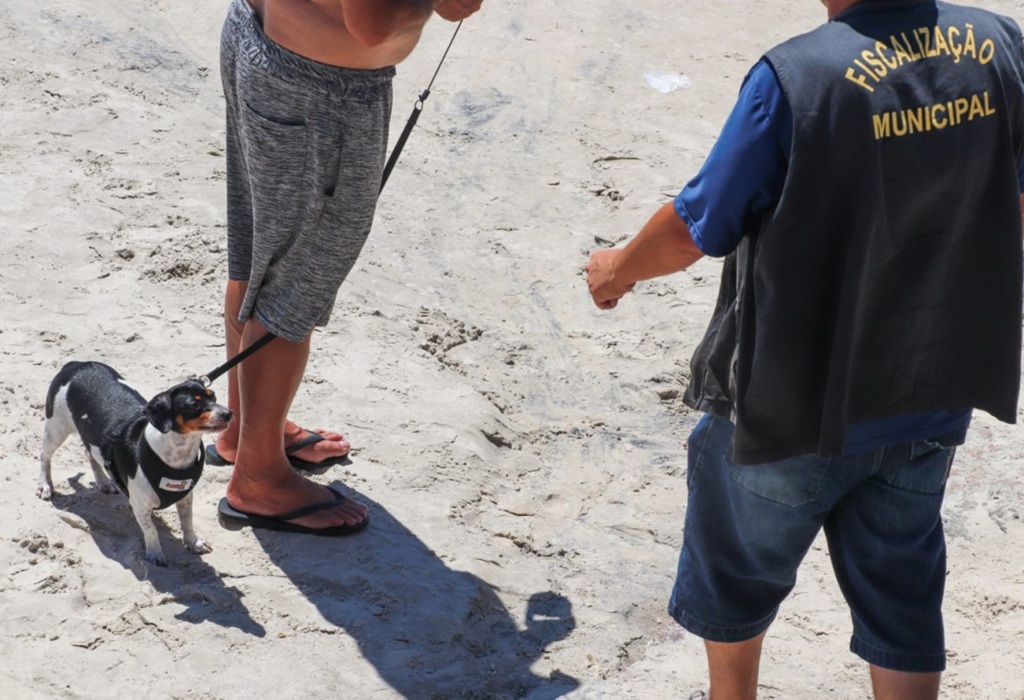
[144,392,177,434]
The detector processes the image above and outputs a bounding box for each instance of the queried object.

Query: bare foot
[215,421,351,465]
[226,464,368,530]
[285,425,351,463]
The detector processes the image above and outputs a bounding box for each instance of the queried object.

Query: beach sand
[1,0,1022,697]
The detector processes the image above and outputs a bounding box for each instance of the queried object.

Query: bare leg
[224,308,367,529]
[705,639,940,699]
[870,666,940,700]
[704,632,764,700]
[215,281,350,464]
[215,279,247,459]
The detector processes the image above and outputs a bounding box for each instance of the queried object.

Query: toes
[304,496,367,528]
[339,500,369,523]
[311,428,345,441]
[290,436,351,461]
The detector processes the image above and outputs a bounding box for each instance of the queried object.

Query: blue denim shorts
[669,414,956,673]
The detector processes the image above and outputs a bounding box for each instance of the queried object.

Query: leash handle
[199,331,276,387]
[380,96,425,193]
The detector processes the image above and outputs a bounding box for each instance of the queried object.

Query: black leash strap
[198,331,276,387]
[199,22,463,386]
[380,20,463,192]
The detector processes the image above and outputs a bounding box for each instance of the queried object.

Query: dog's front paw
[36,483,54,500]
[144,550,169,567]
[186,538,213,555]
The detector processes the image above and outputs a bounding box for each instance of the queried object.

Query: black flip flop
[217,486,369,536]
[205,430,350,471]
[284,432,351,470]
[205,443,235,467]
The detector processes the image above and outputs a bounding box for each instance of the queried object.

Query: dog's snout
[207,406,233,428]
[190,405,234,433]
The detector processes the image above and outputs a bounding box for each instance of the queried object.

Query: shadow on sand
[49,472,266,637]
[244,484,580,700]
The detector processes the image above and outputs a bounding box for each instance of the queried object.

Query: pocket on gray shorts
[240,101,312,236]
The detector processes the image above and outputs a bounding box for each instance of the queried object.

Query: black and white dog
[37,361,232,566]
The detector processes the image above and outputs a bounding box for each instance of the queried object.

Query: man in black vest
[586,0,1024,698]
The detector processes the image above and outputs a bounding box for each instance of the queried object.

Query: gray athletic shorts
[220,0,394,342]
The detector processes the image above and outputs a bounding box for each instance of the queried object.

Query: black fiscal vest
[684,0,1024,464]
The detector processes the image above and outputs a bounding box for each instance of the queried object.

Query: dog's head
[144,380,233,435]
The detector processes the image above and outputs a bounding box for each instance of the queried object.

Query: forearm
[586,201,705,309]
[614,202,705,284]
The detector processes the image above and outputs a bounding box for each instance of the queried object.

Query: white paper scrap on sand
[643,71,693,93]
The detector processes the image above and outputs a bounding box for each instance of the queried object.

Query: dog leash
[198,331,276,387]
[198,22,464,387]
[380,20,463,192]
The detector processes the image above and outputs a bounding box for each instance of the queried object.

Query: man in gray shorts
[213,0,483,534]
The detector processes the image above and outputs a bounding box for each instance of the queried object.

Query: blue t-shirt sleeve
[675,59,791,257]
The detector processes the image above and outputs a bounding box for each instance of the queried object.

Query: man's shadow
[48,472,265,637]
[248,484,580,700]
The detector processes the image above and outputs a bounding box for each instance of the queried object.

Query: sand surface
[1,0,1022,697]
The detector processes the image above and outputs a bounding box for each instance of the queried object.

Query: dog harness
[106,435,206,510]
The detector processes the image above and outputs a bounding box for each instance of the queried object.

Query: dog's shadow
[48,473,266,637]
[250,485,580,700]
